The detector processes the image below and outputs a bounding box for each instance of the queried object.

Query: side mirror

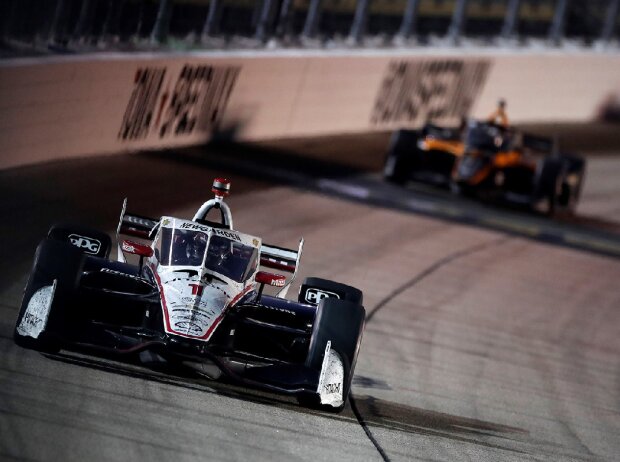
[122,239,153,272]
[122,240,153,257]
[256,271,286,287]
[256,271,286,300]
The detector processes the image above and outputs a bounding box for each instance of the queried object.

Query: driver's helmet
[185,232,208,266]
[207,236,232,263]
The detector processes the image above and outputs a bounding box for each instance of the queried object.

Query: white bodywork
[193,197,233,229]
[16,281,57,339]
[145,217,259,341]
[316,341,345,407]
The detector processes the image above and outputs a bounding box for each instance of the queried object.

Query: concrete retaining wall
[1,49,619,169]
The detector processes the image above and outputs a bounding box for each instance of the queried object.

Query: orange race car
[383,119,586,215]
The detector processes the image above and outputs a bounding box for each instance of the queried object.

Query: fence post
[151,0,174,43]
[49,0,69,42]
[202,0,222,39]
[256,0,276,42]
[73,0,96,42]
[448,0,468,44]
[101,0,126,40]
[276,0,294,37]
[398,0,420,39]
[349,0,372,44]
[548,0,569,45]
[501,0,520,39]
[302,0,322,38]
[601,0,620,43]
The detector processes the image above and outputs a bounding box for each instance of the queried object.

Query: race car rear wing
[522,133,555,154]
[116,199,159,239]
[116,199,159,262]
[261,238,304,299]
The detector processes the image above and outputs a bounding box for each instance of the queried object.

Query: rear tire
[14,239,83,352]
[302,298,365,411]
[534,157,564,216]
[384,130,417,185]
[558,155,586,214]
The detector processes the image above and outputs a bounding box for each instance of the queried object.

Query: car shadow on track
[351,394,529,455]
[44,350,532,456]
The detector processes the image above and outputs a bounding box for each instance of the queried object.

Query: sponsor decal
[304,288,340,305]
[21,312,44,331]
[16,281,57,339]
[212,228,241,242]
[173,321,203,336]
[324,383,341,394]
[119,67,166,141]
[260,305,296,316]
[69,234,101,254]
[162,218,171,226]
[317,341,345,407]
[119,64,240,141]
[121,241,136,253]
[371,59,491,126]
[252,238,260,247]
[180,222,210,232]
[189,283,204,296]
[100,267,141,280]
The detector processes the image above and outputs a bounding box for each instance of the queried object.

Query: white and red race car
[14,179,365,410]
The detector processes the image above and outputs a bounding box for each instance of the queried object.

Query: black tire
[48,223,111,259]
[534,157,564,216]
[14,239,83,352]
[299,277,363,305]
[383,130,417,184]
[301,298,365,410]
[558,155,586,214]
[449,181,477,198]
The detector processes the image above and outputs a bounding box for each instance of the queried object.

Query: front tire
[301,298,365,411]
[14,239,83,352]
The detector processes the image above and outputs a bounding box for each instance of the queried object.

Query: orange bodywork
[420,136,537,185]
[419,138,465,157]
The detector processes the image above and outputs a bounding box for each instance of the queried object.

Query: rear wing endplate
[260,238,304,298]
[115,198,159,262]
[117,199,159,240]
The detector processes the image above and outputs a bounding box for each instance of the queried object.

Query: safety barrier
[1,49,619,169]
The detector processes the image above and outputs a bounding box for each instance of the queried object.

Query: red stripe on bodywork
[150,265,173,333]
[151,263,253,341]
[202,285,253,341]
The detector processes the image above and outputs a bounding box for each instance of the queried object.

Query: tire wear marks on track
[351,236,511,461]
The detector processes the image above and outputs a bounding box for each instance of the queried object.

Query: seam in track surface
[351,236,511,461]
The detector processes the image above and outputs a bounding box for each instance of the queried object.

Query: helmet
[185,232,208,266]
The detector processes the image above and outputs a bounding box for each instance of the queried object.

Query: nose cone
[160,273,232,339]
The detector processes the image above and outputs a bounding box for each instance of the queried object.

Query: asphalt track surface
[1,142,619,461]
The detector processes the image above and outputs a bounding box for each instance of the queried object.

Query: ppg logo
[68,234,101,254]
[304,288,340,305]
